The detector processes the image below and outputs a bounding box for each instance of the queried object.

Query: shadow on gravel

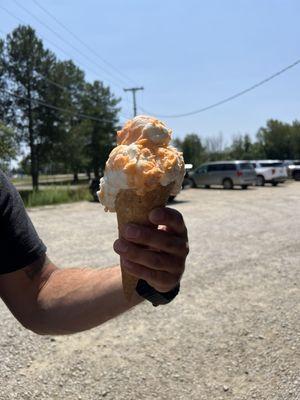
[168,199,190,205]
[189,186,256,191]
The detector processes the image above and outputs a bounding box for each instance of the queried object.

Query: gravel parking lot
[1,182,299,400]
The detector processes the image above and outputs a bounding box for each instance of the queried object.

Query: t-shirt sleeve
[0,171,46,274]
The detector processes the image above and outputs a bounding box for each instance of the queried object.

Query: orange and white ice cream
[98,115,185,211]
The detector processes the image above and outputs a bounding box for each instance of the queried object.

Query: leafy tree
[229,134,256,160]
[82,81,120,178]
[257,119,292,160]
[0,122,18,171]
[291,120,300,159]
[0,39,13,124]
[5,25,56,189]
[174,133,205,167]
[44,60,87,181]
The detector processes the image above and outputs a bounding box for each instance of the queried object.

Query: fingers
[120,224,189,257]
[149,207,187,235]
[114,239,184,275]
[121,259,179,293]
[115,208,189,293]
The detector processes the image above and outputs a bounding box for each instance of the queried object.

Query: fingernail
[125,225,140,239]
[114,240,128,253]
[150,208,164,222]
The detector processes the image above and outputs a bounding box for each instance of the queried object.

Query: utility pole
[123,86,144,117]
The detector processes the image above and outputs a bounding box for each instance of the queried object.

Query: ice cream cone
[115,183,174,300]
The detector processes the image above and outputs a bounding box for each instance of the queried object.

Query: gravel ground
[1,182,299,400]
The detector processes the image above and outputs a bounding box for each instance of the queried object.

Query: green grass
[20,186,93,207]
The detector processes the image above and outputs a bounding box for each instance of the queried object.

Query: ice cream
[98,115,185,299]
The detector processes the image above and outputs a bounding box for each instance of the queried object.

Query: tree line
[0,25,120,189]
[174,119,300,168]
[1,26,299,185]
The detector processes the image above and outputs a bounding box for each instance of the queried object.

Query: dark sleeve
[0,171,46,274]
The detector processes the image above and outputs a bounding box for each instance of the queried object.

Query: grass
[12,174,89,187]
[20,185,93,208]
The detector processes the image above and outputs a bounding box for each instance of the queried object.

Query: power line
[141,58,300,118]
[3,88,123,124]
[0,4,133,113]
[33,71,131,119]
[0,26,132,121]
[12,0,128,90]
[0,5,112,88]
[31,0,138,87]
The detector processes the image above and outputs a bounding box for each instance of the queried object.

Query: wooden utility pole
[123,87,144,117]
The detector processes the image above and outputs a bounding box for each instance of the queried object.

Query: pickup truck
[252,160,288,186]
[287,160,300,181]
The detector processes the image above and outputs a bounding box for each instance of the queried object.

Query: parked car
[252,160,287,186]
[89,177,101,201]
[182,163,194,189]
[190,161,256,190]
[286,160,300,180]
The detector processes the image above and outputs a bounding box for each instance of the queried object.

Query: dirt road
[1,182,299,399]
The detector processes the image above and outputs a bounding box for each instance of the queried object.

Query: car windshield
[294,162,300,166]
[239,163,253,170]
[260,162,283,167]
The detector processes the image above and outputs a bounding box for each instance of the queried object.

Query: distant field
[12,173,90,188]
[19,185,93,207]
[11,173,95,207]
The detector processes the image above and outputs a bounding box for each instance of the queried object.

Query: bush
[20,186,92,207]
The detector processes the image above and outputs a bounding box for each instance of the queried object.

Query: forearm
[35,266,143,335]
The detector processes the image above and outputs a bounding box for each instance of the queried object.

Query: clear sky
[1,0,300,144]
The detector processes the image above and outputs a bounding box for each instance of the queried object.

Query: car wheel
[223,178,233,190]
[241,185,248,190]
[294,171,300,181]
[168,195,175,203]
[256,175,265,186]
[191,179,197,188]
[272,182,278,186]
[182,178,193,189]
[205,185,210,189]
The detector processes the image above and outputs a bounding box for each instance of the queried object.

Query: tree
[257,119,292,160]
[0,122,18,171]
[175,133,205,167]
[204,132,225,161]
[0,39,13,124]
[82,81,120,178]
[229,134,255,160]
[5,25,56,189]
[44,60,87,181]
[291,120,300,159]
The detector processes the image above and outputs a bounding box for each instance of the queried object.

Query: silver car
[190,161,256,189]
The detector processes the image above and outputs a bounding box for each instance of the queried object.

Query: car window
[252,163,257,168]
[208,164,221,172]
[221,164,236,171]
[239,163,254,170]
[196,165,207,174]
[207,164,236,172]
[207,165,216,172]
[260,162,283,167]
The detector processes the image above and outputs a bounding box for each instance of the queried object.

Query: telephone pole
[123,86,144,117]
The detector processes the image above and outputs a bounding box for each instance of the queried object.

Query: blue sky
[1,0,300,145]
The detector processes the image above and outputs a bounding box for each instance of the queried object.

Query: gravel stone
[0,182,300,399]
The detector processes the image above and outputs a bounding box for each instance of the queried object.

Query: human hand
[113,207,189,293]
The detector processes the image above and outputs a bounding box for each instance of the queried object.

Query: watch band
[136,279,180,307]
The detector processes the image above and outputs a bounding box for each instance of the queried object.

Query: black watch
[136,279,180,307]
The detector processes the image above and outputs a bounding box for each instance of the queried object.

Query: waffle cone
[115,183,174,300]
